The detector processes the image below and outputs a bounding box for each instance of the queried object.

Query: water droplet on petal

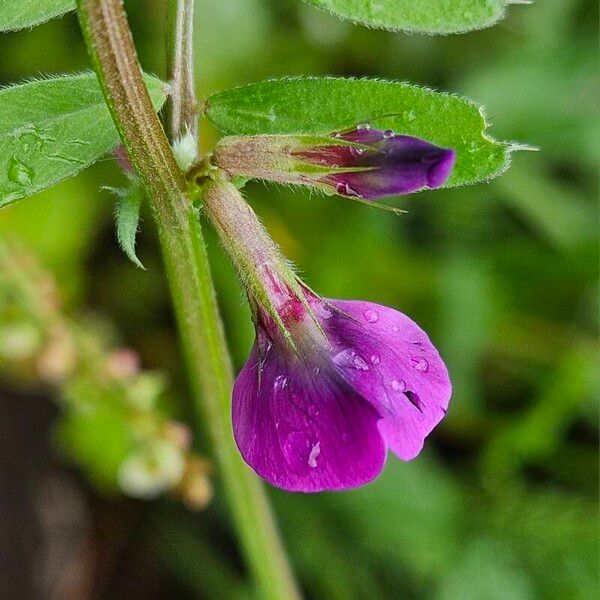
[333,348,369,371]
[282,431,312,474]
[404,390,423,412]
[392,325,399,332]
[357,123,371,131]
[370,353,380,365]
[273,375,288,393]
[363,309,379,323]
[317,304,333,319]
[391,378,406,392]
[410,356,429,372]
[8,156,34,186]
[383,129,394,138]
[335,181,362,198]
[308,442,321,468]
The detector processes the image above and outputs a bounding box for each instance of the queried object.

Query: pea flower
[212,126,456,200]
[203,179,451,492]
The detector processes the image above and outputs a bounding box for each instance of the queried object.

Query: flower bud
[212,126,456,200]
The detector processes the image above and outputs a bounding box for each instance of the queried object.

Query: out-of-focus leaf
[436,538,534,600]
[112,181,145,269]
[462,45,599,168]
[333,457,464,579]
[438,252,493,414]
[206,77,513,188]
[496,159,597,250]
[490,488,599,599]
[0,72,166,208]
[0,0,75,32]
[304,0,516,35]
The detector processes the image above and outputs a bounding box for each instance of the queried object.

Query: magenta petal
[232,341,387,492]
[324,300,451,460]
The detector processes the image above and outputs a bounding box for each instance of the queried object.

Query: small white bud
[172,129,198,172]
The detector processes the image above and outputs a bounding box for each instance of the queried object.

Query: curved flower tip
[233,292,451,492]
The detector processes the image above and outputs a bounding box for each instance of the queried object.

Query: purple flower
[233,276,451,492]
[211,127,456,200]
[202,179,451,492]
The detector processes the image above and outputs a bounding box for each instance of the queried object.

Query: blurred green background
[0,0,598,598]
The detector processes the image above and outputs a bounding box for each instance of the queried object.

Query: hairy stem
[76,1,299,598]
[166,0,197,140]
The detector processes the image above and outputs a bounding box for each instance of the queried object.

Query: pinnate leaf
[206,77,514,188]
[0,0,75,32]
[0,72,166,209]
[304,0,520,35]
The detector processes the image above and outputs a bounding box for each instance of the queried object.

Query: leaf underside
[206,77,512,189]
[0,72,166,209]
[0,0,75,32]
[304,0,509,35]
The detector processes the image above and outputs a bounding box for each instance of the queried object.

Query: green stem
[76,2,299,598]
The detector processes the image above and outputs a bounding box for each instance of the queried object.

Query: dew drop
[333,348,369,371]
[383,129,394,138]
[370,353,380,365]
[317,304,333,319]
[308,442,321,468]
[273,374,288,393]
[404,390,423,412]
[410,356,429,372]
[403,109,417,122]
[282,431,312,474]
[392,325,399,333]
[391,378,406,392]
[363,309,379,323]
[335,182,346,194]
[18,130,42,155]
[356,123,371,131]
[335,181,362,197]
[7,157,34,186]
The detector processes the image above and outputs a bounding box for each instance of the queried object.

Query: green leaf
[0,72,167,209]
[206,77,513,188]
[304,0,517,35]
[0,0,75,32]
[111,181,145,269]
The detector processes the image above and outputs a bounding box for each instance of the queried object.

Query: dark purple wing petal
[324,300,451,460]
[232,341,386,492]
[325,134,456,198]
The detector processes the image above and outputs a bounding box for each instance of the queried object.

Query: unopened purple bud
[212,128,456,200]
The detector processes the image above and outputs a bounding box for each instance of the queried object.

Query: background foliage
[0,0,598,598]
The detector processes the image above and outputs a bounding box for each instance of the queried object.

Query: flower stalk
[76,1,299,598]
